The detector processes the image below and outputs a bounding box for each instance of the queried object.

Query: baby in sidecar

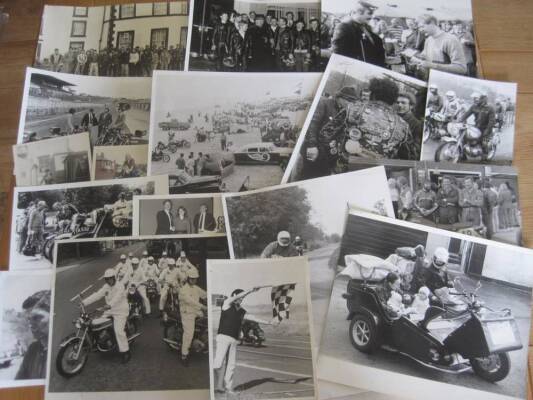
[387,286,431,321]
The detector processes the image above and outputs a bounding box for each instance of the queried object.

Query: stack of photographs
[4,0,532,399]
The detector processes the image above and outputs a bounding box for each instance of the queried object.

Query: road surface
[48,242,209,393]
[320,275,531,399]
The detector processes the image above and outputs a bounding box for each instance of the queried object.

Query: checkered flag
[271,283,296,323]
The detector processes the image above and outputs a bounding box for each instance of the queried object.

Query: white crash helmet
[187,268,199,279]
[445,90,456,99]
[104,268,116,279]
[131,257,139,265]
[143,250,148,256]
[429,84,438,90]
[167,258,176,266]
[148,256,154,262]
[162,251,168,256]
[432,247,449,268]
[277,231,291,246]
[180,251,186,258]
[120,254,126,260]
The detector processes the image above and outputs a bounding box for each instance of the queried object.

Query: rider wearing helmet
[178,268,207,366]
[176,251,196,283]
[442,90,461,121]
[425,247,454,294]
[427,84,443,113]
[82,268,131,363]
[459,91,496,160]
[158,259,183,317]
[260,231,300,258]
[128,257,151,315]
[158,251,169,271]
[114,254,132,283]
[293,236,304,256]
[139,250,150,271]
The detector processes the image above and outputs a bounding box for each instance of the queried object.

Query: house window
[117,31,135,50]
[69,42,85,53]
[153,3,169,16]
[71,21,87,37]
[120,4,136,19]
[73,7,88,17]
[151,28,169,49]
[179,2,188,15]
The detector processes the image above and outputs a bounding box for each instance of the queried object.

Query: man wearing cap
[114,254,132,283]
[260,231,300,258]
[176,251,197,285]
[411,14,467,79]
[158,251,169,271]
[331,0,385,67]
[213,287,271,394]
[179,268,207,365]
[158,259,183,316]
[459,92,496,159]
[395,92,422,159]
[139,250,150,271]
[427,84,443,113]
[83,268,131,362]
[15,290,51,379]
[128,258,151,315]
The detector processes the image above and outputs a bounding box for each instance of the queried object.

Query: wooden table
[0,0,532,399]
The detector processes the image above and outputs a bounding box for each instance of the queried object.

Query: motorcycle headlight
[74,318,83,329]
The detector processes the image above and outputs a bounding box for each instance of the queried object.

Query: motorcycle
[162,306,209,354]
[55,287,141,378]
[423,111,449,143]
[127,284,144,330]
[96,127,132,146]
[145,279,159,304]
[152,150,170,163]
[240,319,265,347]
[434,123,500,163]
[343,277,522,382]
[168,139,191,153]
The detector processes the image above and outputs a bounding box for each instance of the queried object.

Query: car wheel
[470,353,510,382]
[349,314,380,354]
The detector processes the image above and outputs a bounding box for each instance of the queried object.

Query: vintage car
[231,142,292,166]
[159,119,191,131]
[168,171,222,194]
[342,275,522,382]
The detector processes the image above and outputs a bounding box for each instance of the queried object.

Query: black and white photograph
[35,2,189,76]
[0,270,53,388]
[149,71,320,192]
[318,210,533,400]
[13,132,92,186]
[421,70,517,164]
[17,68,151,148]
[320,0,478,80]
[133,193,226,236]
[347,159,522,246]
[222,166,394,346]
[207,257,316,399]
[187,0,323,72]
[282,54,427,183]
[46,236,229,399]
[93,144,149,180]
[9,175,168,271]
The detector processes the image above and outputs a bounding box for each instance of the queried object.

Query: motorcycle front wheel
[470,352,510,382]
[56,338,89,378]
[435,142,461,163]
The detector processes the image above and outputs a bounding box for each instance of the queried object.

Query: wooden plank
[480,51,533,94]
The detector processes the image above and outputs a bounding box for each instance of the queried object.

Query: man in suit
[331,0,385,67]
[193,204,216,233]
[155,199,176,234]
[81,108,98,146]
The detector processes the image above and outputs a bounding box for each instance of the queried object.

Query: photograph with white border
[345,159,522,246]
[187,0,323,72]
[422,69,517,165]
[18,68,152,148]
[282,54,427,183]
[149,70,320,193]
[222,166,395,348]
[207,257,316,400]
[320,0,478,79]
[35,2,189,75]
[45,235,229,399]
[13,131,92,186]
[10,175,168,271]
[0,270,53,389]
[133,193,226,236]
[318,209,533,400]
[93,144,149,180]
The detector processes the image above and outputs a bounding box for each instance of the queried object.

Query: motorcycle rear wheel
[349,314,380,354]
[435,142,461,163]
[470,352,510,382]
[56,338,89,378]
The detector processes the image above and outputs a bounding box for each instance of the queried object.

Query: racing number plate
[486,320,515,347]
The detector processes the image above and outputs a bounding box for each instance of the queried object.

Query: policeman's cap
[131,257,139,264]
[120,254,127,260]
[168,258,176,265]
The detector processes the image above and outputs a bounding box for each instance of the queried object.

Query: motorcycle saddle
[91,316,113,329]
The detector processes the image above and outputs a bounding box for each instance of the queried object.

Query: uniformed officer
[139,250,150,271]
[144,256,161,293]
[179,268,207,366]
[114,254,132,282]
[158,259,184,316]
[260,231,300,258]
[331,0,385,67]
[82,268,131,363]
[158,251,169,271]
[176,251,196,285]
[128,258,151,315]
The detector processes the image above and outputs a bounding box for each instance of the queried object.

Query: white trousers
[104,312,129,353]
[137,285,151,314]
[181,312,196,356]
[213,334,238,390]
